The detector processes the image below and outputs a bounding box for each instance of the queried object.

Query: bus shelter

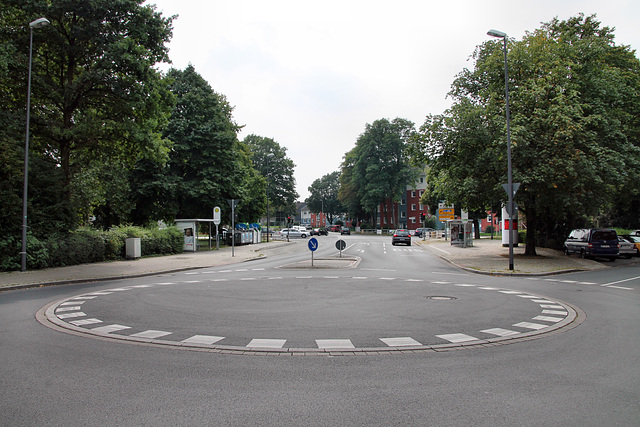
[448,220,473,248]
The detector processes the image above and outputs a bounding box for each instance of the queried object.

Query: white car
[279,228,308,238]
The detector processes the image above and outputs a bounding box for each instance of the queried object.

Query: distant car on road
[340,227,351,235]
[310,228,328,236]
[329,225,341,232]
[392,229,411,246]
[278,228,308,238]
[414,227,435,237]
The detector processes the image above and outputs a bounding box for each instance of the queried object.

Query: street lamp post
[21,17,50,272]
[265,153,274,242]
[487,29,514,271]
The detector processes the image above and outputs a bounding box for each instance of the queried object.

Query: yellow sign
[439,208,454,220]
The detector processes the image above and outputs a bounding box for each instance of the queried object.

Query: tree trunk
[524,192,537,256]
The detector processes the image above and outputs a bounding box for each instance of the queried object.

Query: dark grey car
[392,229,411,246]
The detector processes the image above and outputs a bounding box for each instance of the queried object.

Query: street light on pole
[487,28,515,271]
[21,17,50,272]
[265,153,274,242]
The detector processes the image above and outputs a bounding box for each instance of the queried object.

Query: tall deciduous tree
[305,171,343,225]
[0,0,175,233]
[244,134,298,219]
[342,118,415,226]
[129,65,265,224]
[408,14,640,254]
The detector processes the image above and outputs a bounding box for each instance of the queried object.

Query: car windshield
[395,230,409,236]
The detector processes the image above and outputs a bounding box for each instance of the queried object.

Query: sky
[145,0,640,201]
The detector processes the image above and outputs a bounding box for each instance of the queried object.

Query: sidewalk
[415,237,607,275]
[0,241,298,290]
[0,237,613,291]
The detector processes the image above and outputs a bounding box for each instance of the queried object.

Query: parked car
[414,227,435,237]
[278,228,308,238]
[392,229,411,246]
[563,228,619,261]
[630,230,640,236]
[618,236,636,259]
[340,226,351,235]
[310,228,328,236]
[622,235,640,256]
[330,225,341,232]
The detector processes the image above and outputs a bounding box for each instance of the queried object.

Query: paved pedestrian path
[415,237,606,276]
[0,236,616,290]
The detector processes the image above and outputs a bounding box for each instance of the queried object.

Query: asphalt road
[2,234,639,426]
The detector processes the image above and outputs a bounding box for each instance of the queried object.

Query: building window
[420,177,424,183]
[411,204,416,211]
[401,211,406,218]
[401,199,406,205]
[410,217,416,224]
[411,190,416,198]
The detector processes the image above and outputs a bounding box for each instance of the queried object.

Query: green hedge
[0,226,183,271]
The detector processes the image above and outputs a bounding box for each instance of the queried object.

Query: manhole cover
[426,296,457,301]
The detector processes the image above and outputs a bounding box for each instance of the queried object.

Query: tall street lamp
[21,17,50,272]
[487,28,515,271]
[265,153,274,242]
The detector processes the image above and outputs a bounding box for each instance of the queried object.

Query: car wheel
[564,248,570,256]
[408,242,411,246]
[610,257,616,262]
[301,234,306,238]
[580,250,586,259]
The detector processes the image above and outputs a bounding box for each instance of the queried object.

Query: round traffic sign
[335,239,346,251]
[308,237,318,252]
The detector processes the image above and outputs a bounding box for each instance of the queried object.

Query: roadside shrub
[0,234,49,271]
[0,236,20,271]
[103,227,127,260]
[45,229,105,267]
[0,225,184,271]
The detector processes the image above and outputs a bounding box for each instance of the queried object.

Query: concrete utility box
[126,238,141,259]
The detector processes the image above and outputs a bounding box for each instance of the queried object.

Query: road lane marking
[601,275,640,287]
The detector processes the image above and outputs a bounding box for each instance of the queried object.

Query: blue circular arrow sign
[308,237,318,252]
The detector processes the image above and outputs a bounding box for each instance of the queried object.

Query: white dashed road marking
[316,339,355,349]
[42,275,580,355]
[247,339,287,349]
[380,337,422,347]
[436,333,479,343]
[182,335,225,345]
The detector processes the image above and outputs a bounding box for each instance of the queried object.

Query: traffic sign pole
[308,237,318,267]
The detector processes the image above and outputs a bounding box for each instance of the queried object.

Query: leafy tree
[0,0,175,234]
[408,14,640,254]
[244,134,298,220]
[341,118,416,226]
[129,65,264,224]
[305,171,343,225]
[338,149,367,223]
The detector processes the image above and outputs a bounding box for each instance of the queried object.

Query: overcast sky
[145,0,640,200]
